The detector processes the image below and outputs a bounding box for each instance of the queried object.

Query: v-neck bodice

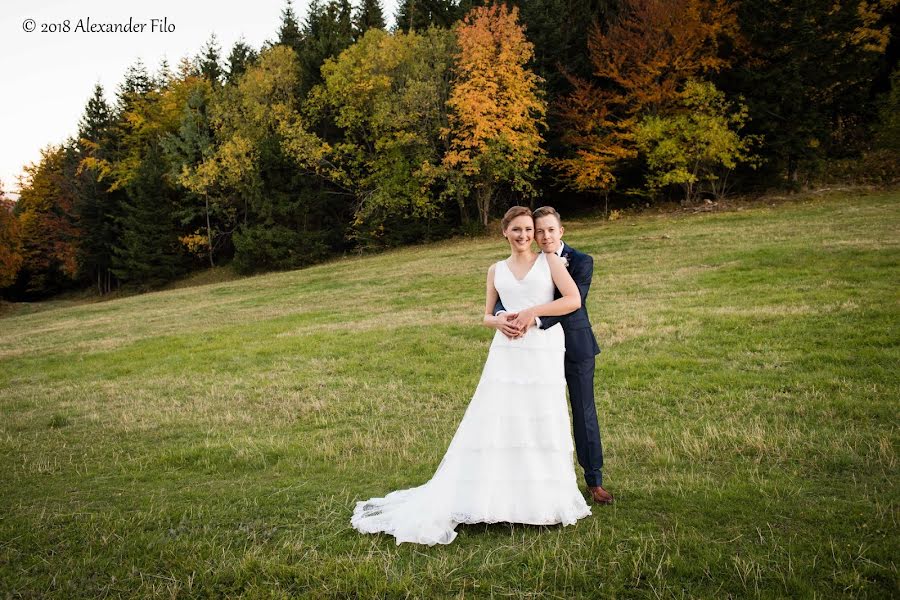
[494,252,555,313]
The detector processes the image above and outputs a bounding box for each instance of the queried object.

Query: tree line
[1,0,897,299]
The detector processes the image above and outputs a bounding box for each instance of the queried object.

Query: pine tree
[161,83,226,268]
[720,0,895,184]
[874,66,900,152]
[111,144,182,289]
[198,33,223,86]
[74,83,120,294]
[512,0,621,97]
[116,59,153,116]
[155,57,174,90]
[109,59,155,288]
[395,0,461,32]
[278,0,304,53]
[354,0,386,39]
[176,55,199,80]
[226,38,258,85]
[107,65,189,288]
[298,0,356,95]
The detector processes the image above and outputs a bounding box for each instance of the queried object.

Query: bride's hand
[511,308,536,333]
[497,313,522,339]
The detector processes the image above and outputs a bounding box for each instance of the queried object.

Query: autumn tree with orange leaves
[0,182,22,290]
[15,146,82,294]
[443,3,547,227]
[553,0,738,199]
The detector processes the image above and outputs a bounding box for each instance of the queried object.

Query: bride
[351,206,592,545]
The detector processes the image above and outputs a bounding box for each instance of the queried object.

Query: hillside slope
[1,190,897,598]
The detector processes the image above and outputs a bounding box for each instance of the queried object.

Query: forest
[1,0,897,300]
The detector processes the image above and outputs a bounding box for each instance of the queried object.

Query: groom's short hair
[533,206,562,225]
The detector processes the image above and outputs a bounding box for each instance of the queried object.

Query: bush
[232,224,329,274]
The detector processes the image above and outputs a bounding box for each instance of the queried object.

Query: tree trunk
[476,183,493,228]
[205,194,215,267]
[457,196,469,225]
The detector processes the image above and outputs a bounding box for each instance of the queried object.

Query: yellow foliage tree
[443,3,547,227]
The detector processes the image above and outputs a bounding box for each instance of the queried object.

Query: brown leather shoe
[589,485,613,504]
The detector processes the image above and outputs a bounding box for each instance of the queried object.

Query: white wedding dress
[351,252,591,545]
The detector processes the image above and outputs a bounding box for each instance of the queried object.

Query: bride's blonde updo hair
[500,206,533,233]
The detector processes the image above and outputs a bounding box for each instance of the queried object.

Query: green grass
[1,190,898,598]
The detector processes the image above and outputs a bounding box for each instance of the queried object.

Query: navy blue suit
[494,243,605,487]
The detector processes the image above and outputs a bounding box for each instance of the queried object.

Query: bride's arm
[483,264,519,338]
[483,264,506,329]
[512,254,580,328]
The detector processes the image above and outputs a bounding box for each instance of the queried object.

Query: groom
[494,206,613,504]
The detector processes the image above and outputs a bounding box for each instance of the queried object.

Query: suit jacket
[494,242,601,361]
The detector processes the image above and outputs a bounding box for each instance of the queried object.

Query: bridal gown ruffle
[351,252,591,545]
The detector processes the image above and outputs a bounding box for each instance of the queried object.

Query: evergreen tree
[278,0,304,53]
[298,0,356,95]
[104,60,156,291]
[155,57,174,89]
[107,65,190,288]
[395,0,460,32]
[337,0,354,47]
[176,55,199,80]
[161,83,228,268]
[111,143,183,288]
[512,0,621,95]
[74,83,119,294]
[116,59,153,115]
[720,0,894,185]
[874,66,900,152]
[226,38,258,85]
[198,33,224,86]
[354,0,386,38]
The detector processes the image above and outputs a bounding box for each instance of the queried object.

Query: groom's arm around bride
[493,206,612,504]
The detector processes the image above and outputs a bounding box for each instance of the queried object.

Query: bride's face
[503,215,534,252]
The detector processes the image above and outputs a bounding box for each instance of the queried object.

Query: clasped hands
[494,309,537,340]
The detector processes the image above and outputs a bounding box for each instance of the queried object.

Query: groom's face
[535,215,564,254]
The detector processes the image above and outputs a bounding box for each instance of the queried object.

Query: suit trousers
[564,355,604,487]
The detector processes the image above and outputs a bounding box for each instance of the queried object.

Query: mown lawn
[1,190,897,598]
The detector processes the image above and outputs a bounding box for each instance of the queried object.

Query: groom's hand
[497,312,521,339]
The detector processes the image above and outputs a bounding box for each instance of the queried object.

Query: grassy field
[1,190,897,598]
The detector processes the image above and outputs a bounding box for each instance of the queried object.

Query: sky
[0,0,399,199]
